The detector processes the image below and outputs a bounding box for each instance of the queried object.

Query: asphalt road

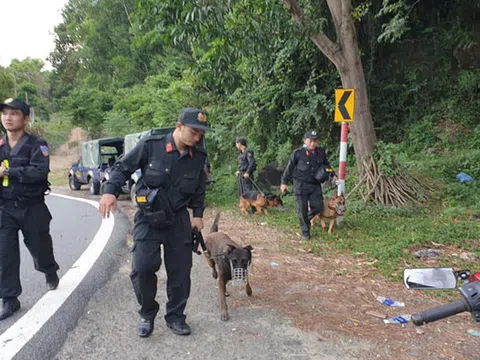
[0,193,129,360]
[54,219,363,360]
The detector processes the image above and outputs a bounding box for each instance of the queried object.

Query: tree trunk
[336,15,377,164]
[283,0,377,164]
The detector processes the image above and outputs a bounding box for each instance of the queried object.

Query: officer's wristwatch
[3,168,9,176]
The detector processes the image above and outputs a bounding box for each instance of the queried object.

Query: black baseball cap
[235,137,247,146]
[304,130,319,140]
[178,107,210,131]
[0,98,30,116]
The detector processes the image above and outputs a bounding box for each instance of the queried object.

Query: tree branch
[282,0,344,68]
[326,0,342,38]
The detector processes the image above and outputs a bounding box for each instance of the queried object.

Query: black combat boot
[137,317,154,337]
[0,298,21,320]
[166,321,191,335]
[46,271,60,291]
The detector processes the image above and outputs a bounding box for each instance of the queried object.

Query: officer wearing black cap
[235,137,256,197]
[0,98,60,320]
[281,130,337,241]
[99,107,209,338]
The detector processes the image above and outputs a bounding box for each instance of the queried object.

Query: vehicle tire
[69,175,81,190]
[130,182,137,206]
[89,177,100,195]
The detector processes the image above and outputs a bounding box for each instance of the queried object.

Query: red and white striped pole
[334,88,354,224]
[337,122,348,197]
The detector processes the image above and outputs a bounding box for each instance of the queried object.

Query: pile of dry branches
[347,157,433,207]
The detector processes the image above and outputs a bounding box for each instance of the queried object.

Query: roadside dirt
[50,128,479,359]
[50,127,87,173]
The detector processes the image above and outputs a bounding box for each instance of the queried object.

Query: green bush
[29,113,73,153]
[405,117,438,151]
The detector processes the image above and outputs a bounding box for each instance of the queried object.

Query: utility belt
[0,196,45,206]
[135,186,175,229]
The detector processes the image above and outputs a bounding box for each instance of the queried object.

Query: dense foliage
[0,0,478,167]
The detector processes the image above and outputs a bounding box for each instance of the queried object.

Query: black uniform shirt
[281,146,333,185]
[104,133,207,217]
[238,148,256,175]
[0,133,50,201]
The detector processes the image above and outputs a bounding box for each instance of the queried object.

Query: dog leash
[192,229,208,255]
[248,178,265,196]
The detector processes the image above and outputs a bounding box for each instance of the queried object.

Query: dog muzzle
[336,204,346,216]
[230,260,249,286]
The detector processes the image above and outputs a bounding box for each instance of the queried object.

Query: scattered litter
[270,261,279,268]
[467,329,480,337]
[454,217,460,222]
[456,172,474,183]
[416,329,425,335]
[414,248,443,260]
[366,311,387,319]
[232,328,237,332]
[376,296,405,307]
[383,314,411,324]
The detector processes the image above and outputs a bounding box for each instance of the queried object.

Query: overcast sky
[0,0,68,69]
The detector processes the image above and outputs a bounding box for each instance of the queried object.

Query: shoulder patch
[40,145,49,157]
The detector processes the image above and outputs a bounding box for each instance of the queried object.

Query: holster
[136,187,174,229]
[314,165,333,184]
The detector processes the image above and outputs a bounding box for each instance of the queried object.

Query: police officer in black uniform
[281,130,337,241]
[235,137,256,197]
[99,108,209,338]
[0,98,60,321]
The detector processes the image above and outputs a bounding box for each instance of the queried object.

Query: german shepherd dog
[204,213,253,321]
[310,193,346,234]
[239,191,283,216]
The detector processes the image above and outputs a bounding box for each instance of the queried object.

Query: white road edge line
[0,193,115,360]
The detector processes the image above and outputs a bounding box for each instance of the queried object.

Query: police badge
[197,112,207,122]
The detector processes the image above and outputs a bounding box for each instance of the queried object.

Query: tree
[282,0,376,161]
[0,67,14,100]
[281,0,433,206]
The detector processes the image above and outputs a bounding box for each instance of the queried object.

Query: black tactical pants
[0,200,59,299]
[237,173,254,197]
[130,208,192,324]
[294,183,324,236]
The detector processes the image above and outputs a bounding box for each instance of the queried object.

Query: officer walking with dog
[235,137,256,197]
[0,98,60,320]
[99,108,209,338]
[280,130,337,241]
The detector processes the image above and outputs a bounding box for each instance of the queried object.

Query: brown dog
[204,213,253,321]
[239,191,283,216]
[310,193,346,234]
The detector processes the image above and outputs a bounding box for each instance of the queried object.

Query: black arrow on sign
[338,90,352,120]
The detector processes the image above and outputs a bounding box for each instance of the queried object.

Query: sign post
[334,89,354,223]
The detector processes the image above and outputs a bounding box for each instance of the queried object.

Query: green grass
[206,149,480,280]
